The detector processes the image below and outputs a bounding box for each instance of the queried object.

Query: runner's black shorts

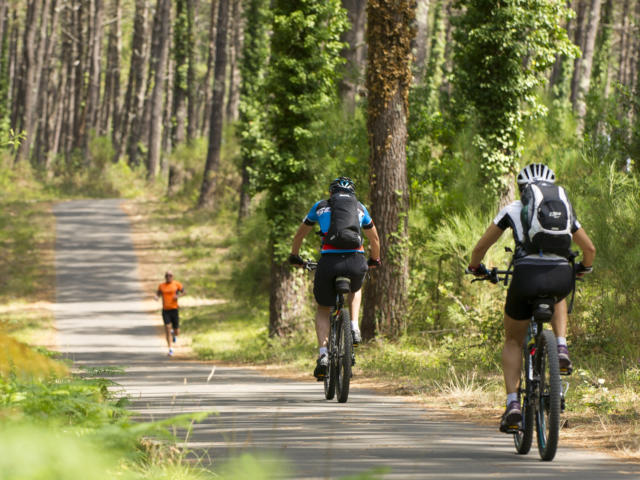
[162,309,179,329]
[314,253,368,307]
[505,262,573,320]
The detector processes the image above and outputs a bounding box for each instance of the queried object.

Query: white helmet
[517,163,555,187]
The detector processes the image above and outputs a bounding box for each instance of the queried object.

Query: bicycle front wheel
[535,330,561,461]
[514,343,534,454]
[335,309,352,403]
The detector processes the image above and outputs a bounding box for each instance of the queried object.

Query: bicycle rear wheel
[535,330,561,461]
[324,315,337,400]
[514,343,534,454]
[336,309,352,403]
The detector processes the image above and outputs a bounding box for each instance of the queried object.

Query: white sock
[556,337,567,347]
[351,320,359,332]
[319,347,328,357]
[506,393,518,406]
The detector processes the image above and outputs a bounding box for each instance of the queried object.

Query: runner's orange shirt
[157,281,183,310]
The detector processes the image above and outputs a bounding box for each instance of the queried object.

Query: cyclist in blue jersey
[289,177,381,379]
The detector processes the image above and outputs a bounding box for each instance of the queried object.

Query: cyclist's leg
[551,299,567,338]
[348,289,361,324]
[502,313,529,395]
[315,305,331,349]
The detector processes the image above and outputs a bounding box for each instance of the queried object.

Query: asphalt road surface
[53,199,639,479]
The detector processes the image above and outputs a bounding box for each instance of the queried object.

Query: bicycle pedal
[500,424,520,434]
[559,367,573,376]
[315,376,324,382]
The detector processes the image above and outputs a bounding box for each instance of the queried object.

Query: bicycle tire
[535,329,561,461]
[514,343,534,454]
[336,309,352,403]
[324,313,337,400]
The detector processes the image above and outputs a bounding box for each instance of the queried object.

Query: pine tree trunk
[117,0,148,165]
[72,0,86,152]
[15,0,42,164]
[413,0,430,83]
[574,0,602,132]
[172,0,189,145]
[570,0,588,107]
[101,0,121,138]
[617,0,631,87]
[83,0,104,157]
[198,0,230,208]
[225,0,243,122]
[60,2,77,163]
[186,0,198,141]
[268,256,307,337]
[361,0,414,340]
[147,0,172,179]
[339,0,366,113]
[200,0,218,136]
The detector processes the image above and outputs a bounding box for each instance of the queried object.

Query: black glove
[575,262,593,277]
[288,253,305,266]
[466,263,489,277]
[367,257,381,268]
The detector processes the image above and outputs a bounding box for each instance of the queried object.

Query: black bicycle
[305,262,354,403]
[470,264,568,461]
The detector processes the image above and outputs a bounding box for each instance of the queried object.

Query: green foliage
[254,0,348,259]
[453,0,578,199]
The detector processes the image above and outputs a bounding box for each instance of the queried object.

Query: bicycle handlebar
[466,267,512,285]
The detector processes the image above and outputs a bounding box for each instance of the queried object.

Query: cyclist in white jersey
[468,164,596,432]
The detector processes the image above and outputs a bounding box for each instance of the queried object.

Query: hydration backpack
[325,192,362,249]
[520,182,573,257]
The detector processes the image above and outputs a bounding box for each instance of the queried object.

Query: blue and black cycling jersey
[303,199,374,254]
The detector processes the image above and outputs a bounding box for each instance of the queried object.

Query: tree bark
[117,0,148,165]
[83,0,104,158]
[617,0,631,87]
[574,0,602,132]
[339,0,366,113]
[268,258,307,337]
[186,0,198,141]
[198,0,230,208]
[570,0,588,107]
[361,0,415,340]
[200,0,218,136]
[172,0,189,145]
[225,0,244,122]
[413,0,430,83]
[101,0,121,138]
[147,0,172,179]
[15,0,42,163]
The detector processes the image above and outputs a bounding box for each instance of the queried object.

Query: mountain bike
[470,261,571,461]
[305,262,354,403]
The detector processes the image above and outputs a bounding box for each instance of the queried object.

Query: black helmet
[329,176,355,194]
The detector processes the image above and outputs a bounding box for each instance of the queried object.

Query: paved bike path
[53,199,639,479]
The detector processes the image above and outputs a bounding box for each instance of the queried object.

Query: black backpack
[325,192,362,249]
[520,182,573,257]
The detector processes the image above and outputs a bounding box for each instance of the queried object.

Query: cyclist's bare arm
[572,228,595,266]
[364,224,380,260]
[470,223,504,267]
[291,222,313,255]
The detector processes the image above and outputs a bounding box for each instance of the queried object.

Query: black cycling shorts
[162,309,180,329]
[313,253,368,307]
[505,262,574,320]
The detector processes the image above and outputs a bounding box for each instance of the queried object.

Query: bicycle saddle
[335,276,351,294]
[532,298,554,322]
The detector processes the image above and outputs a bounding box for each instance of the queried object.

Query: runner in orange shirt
[155,271,184,356]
